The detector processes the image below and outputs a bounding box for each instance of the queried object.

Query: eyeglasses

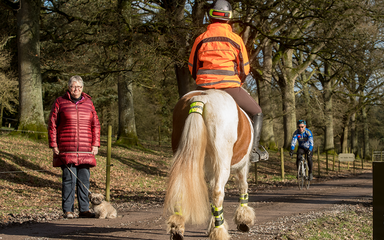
[298,126,305,129]
[71,86,83,90]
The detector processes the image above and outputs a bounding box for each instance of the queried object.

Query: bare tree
[1,0,46,138]
[0,37,18,127]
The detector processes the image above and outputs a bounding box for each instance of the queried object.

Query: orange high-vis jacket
[188,23,250,89]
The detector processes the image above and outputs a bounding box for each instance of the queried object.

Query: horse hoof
[170,232,184,240]
[237,223,250,232]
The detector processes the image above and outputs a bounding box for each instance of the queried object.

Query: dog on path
[89,193,117,219]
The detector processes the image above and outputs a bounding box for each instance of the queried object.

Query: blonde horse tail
[164,110,210,225]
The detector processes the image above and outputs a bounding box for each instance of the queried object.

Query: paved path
[0,172,372,240]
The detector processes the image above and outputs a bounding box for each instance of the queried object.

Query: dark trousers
[297,147,313,174]
[61,164,90,213]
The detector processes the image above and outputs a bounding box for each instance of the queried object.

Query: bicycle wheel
[297,161,304,190]
[304,161,310,189]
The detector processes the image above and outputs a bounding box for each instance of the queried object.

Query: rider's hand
[306,149,312,156]
[289,150,293,157]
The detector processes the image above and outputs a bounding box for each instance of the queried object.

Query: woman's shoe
[79,211,95,218]
[64,212,74,219]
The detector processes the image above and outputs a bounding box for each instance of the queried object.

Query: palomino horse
[164,89,255,240]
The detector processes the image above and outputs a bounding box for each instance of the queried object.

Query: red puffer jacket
[48,91,100,167]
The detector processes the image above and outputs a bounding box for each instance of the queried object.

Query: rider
[188,0,268,162]
[290,120,314,181]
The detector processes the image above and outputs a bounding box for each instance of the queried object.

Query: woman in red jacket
[48,75,100,219]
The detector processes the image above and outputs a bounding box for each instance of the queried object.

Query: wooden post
[361,148,364,169]
[381,151,383,162]
[106,125,112,202]
[326,150,329,174]
[353,160,356,175]
[280,148,284,179]
[347,148,349,169]
[317,146,320,177]
[372,149,374,162]
[332,151,335,171]
[254,162,258,185]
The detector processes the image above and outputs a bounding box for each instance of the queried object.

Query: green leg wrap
[239,193,248,207]
[211,204,224,228]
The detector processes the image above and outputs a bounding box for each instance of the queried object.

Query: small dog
[89,193,117,219]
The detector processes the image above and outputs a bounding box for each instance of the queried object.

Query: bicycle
[292,153,310,190]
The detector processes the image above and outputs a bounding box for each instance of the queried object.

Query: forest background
[1,0,384,158]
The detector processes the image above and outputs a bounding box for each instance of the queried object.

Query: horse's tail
[164,99,210,225]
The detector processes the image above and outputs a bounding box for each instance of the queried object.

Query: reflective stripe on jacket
[188,23,250,89]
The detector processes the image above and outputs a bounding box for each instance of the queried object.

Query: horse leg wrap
[174,202,182,216]
[239,193,248,207]
[211,204,224,228]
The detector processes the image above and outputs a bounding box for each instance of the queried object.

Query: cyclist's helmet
[297,120,306,125]
[208,0,233,22]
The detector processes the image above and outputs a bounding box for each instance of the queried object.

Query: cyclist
[290,120,314,181]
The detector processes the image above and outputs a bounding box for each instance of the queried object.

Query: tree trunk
[115,0,139,147]
[302,80,312,127]
[258,41,276,149]
[116,74,139,146]
[280,77,296,149]
[362,106,369,159]
[278,49,296,149]
[341,124,349,153]
[175,65,192,98]
[17,0,47,139]
[0,105,3,128]
[323,63,334,151]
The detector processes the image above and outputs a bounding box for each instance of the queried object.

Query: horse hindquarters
[165,113,211,237]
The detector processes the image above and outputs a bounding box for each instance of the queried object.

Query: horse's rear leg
[233,168,255,232]
[234,193,255,232]
[167,214,185,240]
[206,168,231,240]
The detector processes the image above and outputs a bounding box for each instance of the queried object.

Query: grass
[0,133,373,237]
[279,203,372,239]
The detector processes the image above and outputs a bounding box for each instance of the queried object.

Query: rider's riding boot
[250,113,269,162]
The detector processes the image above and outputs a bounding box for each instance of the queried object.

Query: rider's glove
[306,149,312,156]
[289,150,294,157]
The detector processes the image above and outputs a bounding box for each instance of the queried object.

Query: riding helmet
[208,0,233,21]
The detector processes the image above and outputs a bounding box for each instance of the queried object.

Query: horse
[164,89,256,240]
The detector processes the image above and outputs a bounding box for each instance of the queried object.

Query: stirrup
[250,146,269,162]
